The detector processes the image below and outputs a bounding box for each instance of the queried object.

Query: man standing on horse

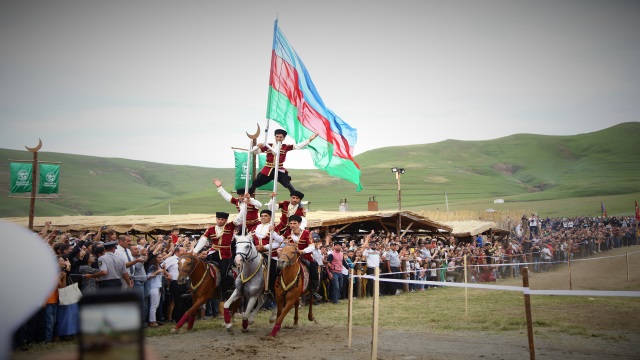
[268,190,307,234]
[282,215,320,299]
[213,178,262,232]
[247,129,317,195]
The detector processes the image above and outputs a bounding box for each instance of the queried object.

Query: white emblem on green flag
[10,163,33,194]
[233,151,272,191]
[39,164,60,194]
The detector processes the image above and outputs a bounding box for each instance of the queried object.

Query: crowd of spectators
[314,215,639,302]
[12,214,638,350]
[12,224,201,350]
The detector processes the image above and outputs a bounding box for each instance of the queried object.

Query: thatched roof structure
[2,210,451,235]
[442,220,510,239]
[307,210,451,234]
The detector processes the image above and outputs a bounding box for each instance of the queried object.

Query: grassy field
[15,248,640,359]
[1,122,639,218]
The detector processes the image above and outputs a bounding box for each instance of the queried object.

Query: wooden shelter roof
[442,220,509,237]
[2,210,452,235]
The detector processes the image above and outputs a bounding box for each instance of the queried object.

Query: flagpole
[263,19,279,146]
[243,125,261,236]
[265,141,282,291]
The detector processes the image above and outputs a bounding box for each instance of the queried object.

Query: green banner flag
[39,163,60,194]
[234,151,272,191]
[10,162,33,194]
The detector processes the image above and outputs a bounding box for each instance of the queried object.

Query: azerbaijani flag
[267,20,362,191]
[601,202,607,217]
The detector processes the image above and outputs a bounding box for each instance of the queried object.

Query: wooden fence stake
[522,267,536,360]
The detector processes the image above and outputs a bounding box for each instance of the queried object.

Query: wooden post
[464,254,468,318]
[521,267,536,360]
[568,255,572,290]
[371,267,380,360]
[348,268,354,348]
[23,139,44,230]
[401,259,409,293]
[28,149,38,230]
[509,254,514,278]
[356,266,363,299]
[626,252,630,282]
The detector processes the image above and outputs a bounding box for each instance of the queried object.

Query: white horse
[223,234,276,332]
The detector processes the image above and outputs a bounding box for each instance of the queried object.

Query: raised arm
[213,178,233,203]
[293,133,318,150]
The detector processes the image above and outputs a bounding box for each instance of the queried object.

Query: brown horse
[265,244,316,338]
[170,253,221,333]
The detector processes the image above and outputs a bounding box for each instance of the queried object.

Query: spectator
[147,253,168,327]
[163,246,187,323]
[96,241,132,291]
[131,245,149,326]
[326,241,345,304]
[78,251,100,295]
[55,256,78,340]
[382,242,402,295]
[362,234,380,297]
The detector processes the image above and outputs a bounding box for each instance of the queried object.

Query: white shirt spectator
[363,248,381,268]
[163,254,180,280]
[115,244,134,275]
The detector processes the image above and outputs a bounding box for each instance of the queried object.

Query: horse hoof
[248,320,254,325]
[226,327,234,334]
[269,319,275,324]
[262,334,276,341]
[170,328,178,334]
[241,328,249,333]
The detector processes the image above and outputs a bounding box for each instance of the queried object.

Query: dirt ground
[13,246,640,360]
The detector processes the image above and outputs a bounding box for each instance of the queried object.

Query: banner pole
[25,139,43,230]
[265,141,282,292]
[243,124,261,236]
[241,142,251,236]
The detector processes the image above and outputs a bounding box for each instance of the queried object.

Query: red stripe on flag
[270,52,358,166]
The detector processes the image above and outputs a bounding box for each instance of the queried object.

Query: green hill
[1,122,639,218]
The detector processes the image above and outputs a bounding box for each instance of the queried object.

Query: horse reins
[279,245,301,292]
[236,239,263,284]
[180,255,210,292]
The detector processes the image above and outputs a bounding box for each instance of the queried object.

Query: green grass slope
[1,123,639,218]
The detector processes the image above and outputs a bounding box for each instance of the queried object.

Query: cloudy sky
[1,1,638,169]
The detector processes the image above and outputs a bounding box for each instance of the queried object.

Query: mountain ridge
[1,122,639,218]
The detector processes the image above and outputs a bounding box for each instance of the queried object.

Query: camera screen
[79,302,142,360]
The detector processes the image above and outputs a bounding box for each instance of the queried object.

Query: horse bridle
[179,254,201,280]
[236,239,259,263]
[179,254,211,291]
[278,244,299,267]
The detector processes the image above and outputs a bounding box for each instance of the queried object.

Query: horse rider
[253,209,285,293]
[281,215,320,300]
[213,177,262,232]
[192,210,245,299]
